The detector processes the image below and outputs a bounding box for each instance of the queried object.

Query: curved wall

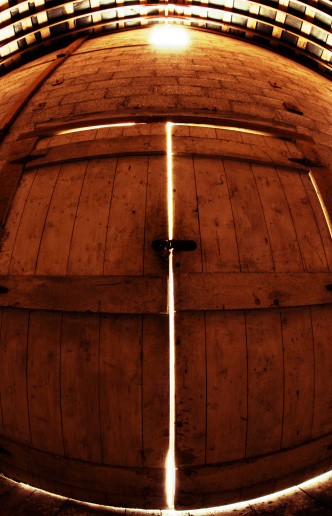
[0,27,331,510]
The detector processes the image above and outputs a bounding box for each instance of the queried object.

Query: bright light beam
[166,121,176,510]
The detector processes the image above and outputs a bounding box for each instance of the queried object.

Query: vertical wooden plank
[175,312,206,466]
[206,311,247,463]
[0,308,31,444]
[9,165,60,275]
[61,313,102,462]
[173,156,202,273]
[251,163,303,272]
[189,126,217,139]
[36,161,88,276]
[99,315,143,467]
[0,170,36,274]
[193,157,240,272]
[301,173,332,271]
[280,307,314,448]
[27,311,64,455]
[38,478,72,498]
[103,156,148,276]
[70,486,108,505]
[142,314,169,468]
[67,158,117,276]
[224,160,274,272]
[278,169,328,272]
[245,309,283,457]
[311,304,332,437]
[143,155,168,276]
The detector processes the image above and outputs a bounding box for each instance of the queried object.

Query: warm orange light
[149,25,190,47]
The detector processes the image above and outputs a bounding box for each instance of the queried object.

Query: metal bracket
[152,239,197,258]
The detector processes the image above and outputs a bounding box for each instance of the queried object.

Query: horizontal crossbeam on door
[0,275,167,314]
[174,272,332,311]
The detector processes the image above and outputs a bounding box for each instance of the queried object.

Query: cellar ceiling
[0,0,331,77]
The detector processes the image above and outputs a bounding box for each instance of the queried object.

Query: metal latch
[152,239,197,259]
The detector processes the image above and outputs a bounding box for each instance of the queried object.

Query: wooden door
[172,126,332,508]
[0,124,170,508]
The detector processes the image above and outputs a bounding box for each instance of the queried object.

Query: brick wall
[1,27,332,167]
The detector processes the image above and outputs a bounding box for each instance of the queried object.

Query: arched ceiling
[0,0,331,77]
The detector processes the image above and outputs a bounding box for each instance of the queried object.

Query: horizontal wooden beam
[18,111,313,142]
[0,435,165,509]
[174,272,332,311]
[0,275,167,314]
[17,135,310,172]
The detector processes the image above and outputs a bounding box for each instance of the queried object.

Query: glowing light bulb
[149,25,190,47]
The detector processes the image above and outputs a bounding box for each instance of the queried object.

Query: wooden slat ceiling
[0,0,331,76]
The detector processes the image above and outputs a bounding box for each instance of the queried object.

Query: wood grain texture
[143,155,168,276]
[0,275,167,313]
[280,307,314,448]
[174,272,332,311]
[0,308,31,444]
[142,315,169,468]
[104,156,148,276]
[251,163,303,272]
[0,435,165,508]
[9,165,60,275]
[99,315,143,467]
[172,156,202,273]
[311,304,332,437]
[61,313,102,462]
[278,168,329,272]
[224,160,274,272]
[193,157,240,272]
[67,158,117,276]
[245,309,283,457]
[24,136,166,169]
[206,311,247,463]
[175,312,206,466]
[0,169,36,274]
[36,161,87,275]
[27,310,64,455]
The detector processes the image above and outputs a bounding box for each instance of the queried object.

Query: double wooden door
[0,122,331,509]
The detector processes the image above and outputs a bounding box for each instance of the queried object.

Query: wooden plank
[143,155,168,276]
[175,312,206,466]
[172,137,310,171]
[251,163,304,272]
[0,308,31,445]
[206,311,247,463]
[245,309,283,457]
[0,275,167,313]
[0,435,165,505]
[142,315,169,468]
[172,156,202,273]
[61,313,102,462]
[278,168,329,272]
[103,156,148,276]
[0,169,37,274]
[0,138,38,227]
[0,37,86,142]
[38,477,72,498]
[0,309,3,436]
[311,304,332,437]
[176,431,332,508]
[27,310,64,455]
[174,272,332,311]
[0,474,15,497]
[69,486,108,506]
[99,315,143,468]
[0,483,36,514]
[23,112,309,142]
[23,137,166,169]
[223,160,274,272]
[193,157,240,272]
[9,165,60,275]
[280,307,314,448]
[35,161,87,276]
[67,158,117,276]
[301,173,332,271]
[301,475,332,511]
